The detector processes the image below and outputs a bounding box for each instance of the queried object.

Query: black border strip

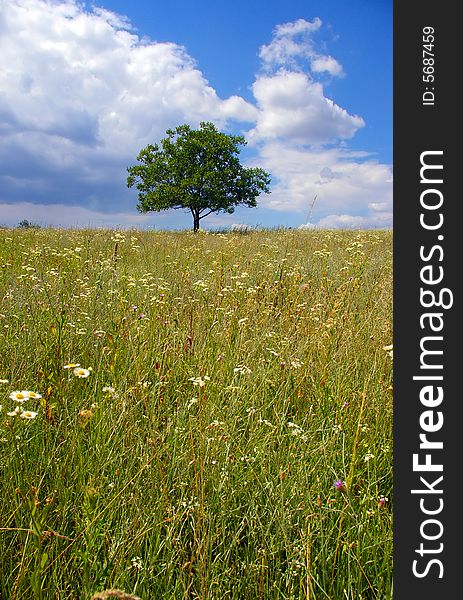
[394,2,458,596]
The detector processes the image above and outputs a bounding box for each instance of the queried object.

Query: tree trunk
[193,211,200,232]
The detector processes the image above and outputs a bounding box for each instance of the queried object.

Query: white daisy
[20,410,38,420]
[73,367,91,378]
[9,391,30,403]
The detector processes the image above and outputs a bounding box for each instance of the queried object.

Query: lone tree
[127,121,271,231]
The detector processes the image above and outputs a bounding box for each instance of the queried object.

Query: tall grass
[0,228,392,599]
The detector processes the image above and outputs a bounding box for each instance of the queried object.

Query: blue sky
[0,0,392,229]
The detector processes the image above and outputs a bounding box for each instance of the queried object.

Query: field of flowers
[0,227,392,599]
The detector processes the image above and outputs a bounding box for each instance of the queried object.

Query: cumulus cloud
[250,142,392,227]
[300,212,392,229]
[245,16,390,228]
[0,0,256,215]
[248,17,362,145]
[259,17,343,77]
[249,71,364,144]
[259,18,321,67]
[275,17,323,37]
[310,56,344,77]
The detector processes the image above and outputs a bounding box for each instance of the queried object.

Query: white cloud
[0,201,152,228]
[259,18,321,67]
[217,96,258,122]
[275,18,323,37]
[249,71,364,144]
[249,19,361,145]
[300,213,392,229]
[0,0,257,213]
[259,17,344,78]
[368,202,390,212]
[249,142,392,227]
[311,56,344,77]
[246,17,391,227]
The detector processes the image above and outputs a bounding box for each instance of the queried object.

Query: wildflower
[73,367,91,378]
[9,391,30,403]
[288,421,308,441]
[382,344,393,358]
[79,409,93,420]
[233,365,252,375]
[206,419,225,429]
[187,397,198,409]
[0,379,8,384]
[378,496,389,508]
[137,381,152,388]
[188,376,210,387]
[26,391,42,400]
[130,556,143,571]
[240,455,256,463]
[258,418,275,428]
[266,348,279,356]
[290,359,302,369]
[7,406,22,417]
[20,410,38,420]
[102,386,118,398]
[63,363,80,369]
[334,479,347,493]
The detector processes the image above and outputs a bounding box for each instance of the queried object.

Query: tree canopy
[127,121,271,231]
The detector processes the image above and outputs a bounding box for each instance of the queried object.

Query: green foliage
[18,219,40,229]
[127,122,271,231]
[0,228,392,599]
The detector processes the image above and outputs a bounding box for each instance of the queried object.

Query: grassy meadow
[0,227,393,599]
